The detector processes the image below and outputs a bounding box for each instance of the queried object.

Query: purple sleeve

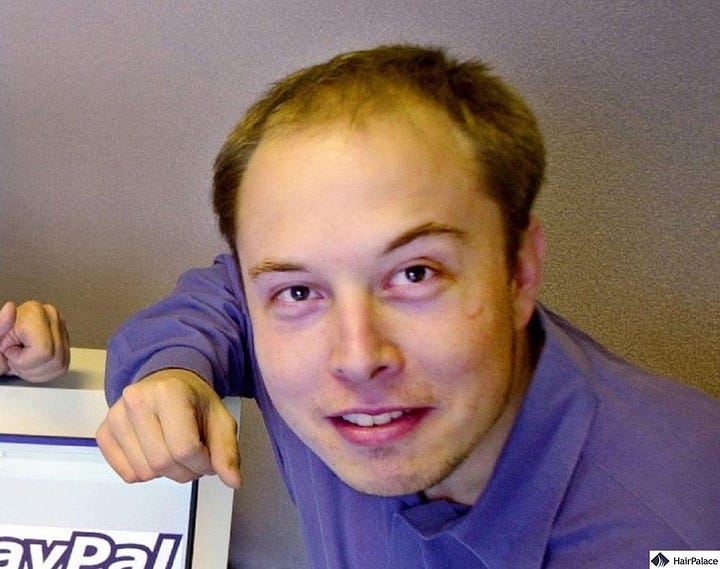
[104,253,256,404]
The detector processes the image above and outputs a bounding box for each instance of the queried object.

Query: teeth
[342,410,405,427]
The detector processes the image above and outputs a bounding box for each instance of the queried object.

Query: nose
[329,295,403,383]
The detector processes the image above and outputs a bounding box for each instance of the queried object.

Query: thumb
[0,302,17,339]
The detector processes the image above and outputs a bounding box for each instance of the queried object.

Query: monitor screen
[0,433,197,569]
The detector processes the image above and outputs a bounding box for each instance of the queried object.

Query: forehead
[240,101,479,203]
[234,104,495,260]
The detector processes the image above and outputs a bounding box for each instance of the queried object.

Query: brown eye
[385,264,441,297]
[404,265,428,283]
[274,285,316,303]
[289,286,311,301]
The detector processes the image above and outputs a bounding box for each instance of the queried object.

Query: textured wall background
[1,2,718,567]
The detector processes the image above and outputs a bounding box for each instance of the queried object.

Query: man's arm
[99,253,252,488]
[104,253,254,403]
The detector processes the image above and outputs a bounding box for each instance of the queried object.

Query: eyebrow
[248,222,466,280]
[383,222,467,254]
[248,260,307,280]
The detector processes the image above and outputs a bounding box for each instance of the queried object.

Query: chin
[332,459,444,497]
[341,473,426,497]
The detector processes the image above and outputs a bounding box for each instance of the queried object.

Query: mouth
[329,408,429,446]
[341,410,406,427]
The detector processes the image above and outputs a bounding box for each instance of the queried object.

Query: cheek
[254,327,333,451]
[252,319,325,403]
[416,296,516,390]
[255,336,320,437]
[459,276,517,352]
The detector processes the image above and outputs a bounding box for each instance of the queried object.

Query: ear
[511,215,546,330]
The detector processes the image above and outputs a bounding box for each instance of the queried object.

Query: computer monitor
[0,433,197,568]
[0,348,239,568]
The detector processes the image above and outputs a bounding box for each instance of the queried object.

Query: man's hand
[0,301,70,382]
[96,368,242,489]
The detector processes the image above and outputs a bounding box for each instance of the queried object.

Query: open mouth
[330,409,429,446]
[341,410,406,427]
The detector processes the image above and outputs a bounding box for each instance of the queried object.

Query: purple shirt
[106,254,720,568]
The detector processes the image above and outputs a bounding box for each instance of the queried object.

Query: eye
[387,264,437,287]
[403,265,430,283]
[264,283,325,319]
[274,285,317,303]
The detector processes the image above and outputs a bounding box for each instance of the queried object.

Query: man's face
[237,105,540,502]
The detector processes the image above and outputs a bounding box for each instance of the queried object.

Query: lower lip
[329,409,430,447]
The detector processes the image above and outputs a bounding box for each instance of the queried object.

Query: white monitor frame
[0,347,239,568]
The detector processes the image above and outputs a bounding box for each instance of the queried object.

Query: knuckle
[153,376,184,398]
[120,382,149,410]
[133,468,159,483]
[104,404,126,428]
[20,300,43,313]
[172,439,205,465]
[172,472,200,484]
[146,452,174,474]
[119,470,142,484]
[42,303,60,319]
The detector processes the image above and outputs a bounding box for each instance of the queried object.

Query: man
[0,300,69,382]
[97,45,719,568]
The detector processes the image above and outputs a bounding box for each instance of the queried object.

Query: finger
[41,303,70,377]
[102,399,201,484]
[122,382,208,483]
[15,300,52,344]
[163,373,241,486]
[204,402,243,488]
[148,410,214,482]
[101,397,164,482]
[157,401,215,479]
[57,306,71,373]
[14,353,70,382]
[8,356,66,383]
[4,342,63,383]
[96,415,151,483]
[0,302,16,338]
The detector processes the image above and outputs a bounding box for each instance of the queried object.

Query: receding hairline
[213,44,546,267]
[259,80,464,143]
[237,94,486,209]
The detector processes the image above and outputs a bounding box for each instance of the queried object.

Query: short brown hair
[213,44,545,264]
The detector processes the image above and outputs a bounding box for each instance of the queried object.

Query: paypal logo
[0,530,182,569]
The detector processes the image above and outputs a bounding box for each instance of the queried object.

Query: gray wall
[2,2,718,568]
